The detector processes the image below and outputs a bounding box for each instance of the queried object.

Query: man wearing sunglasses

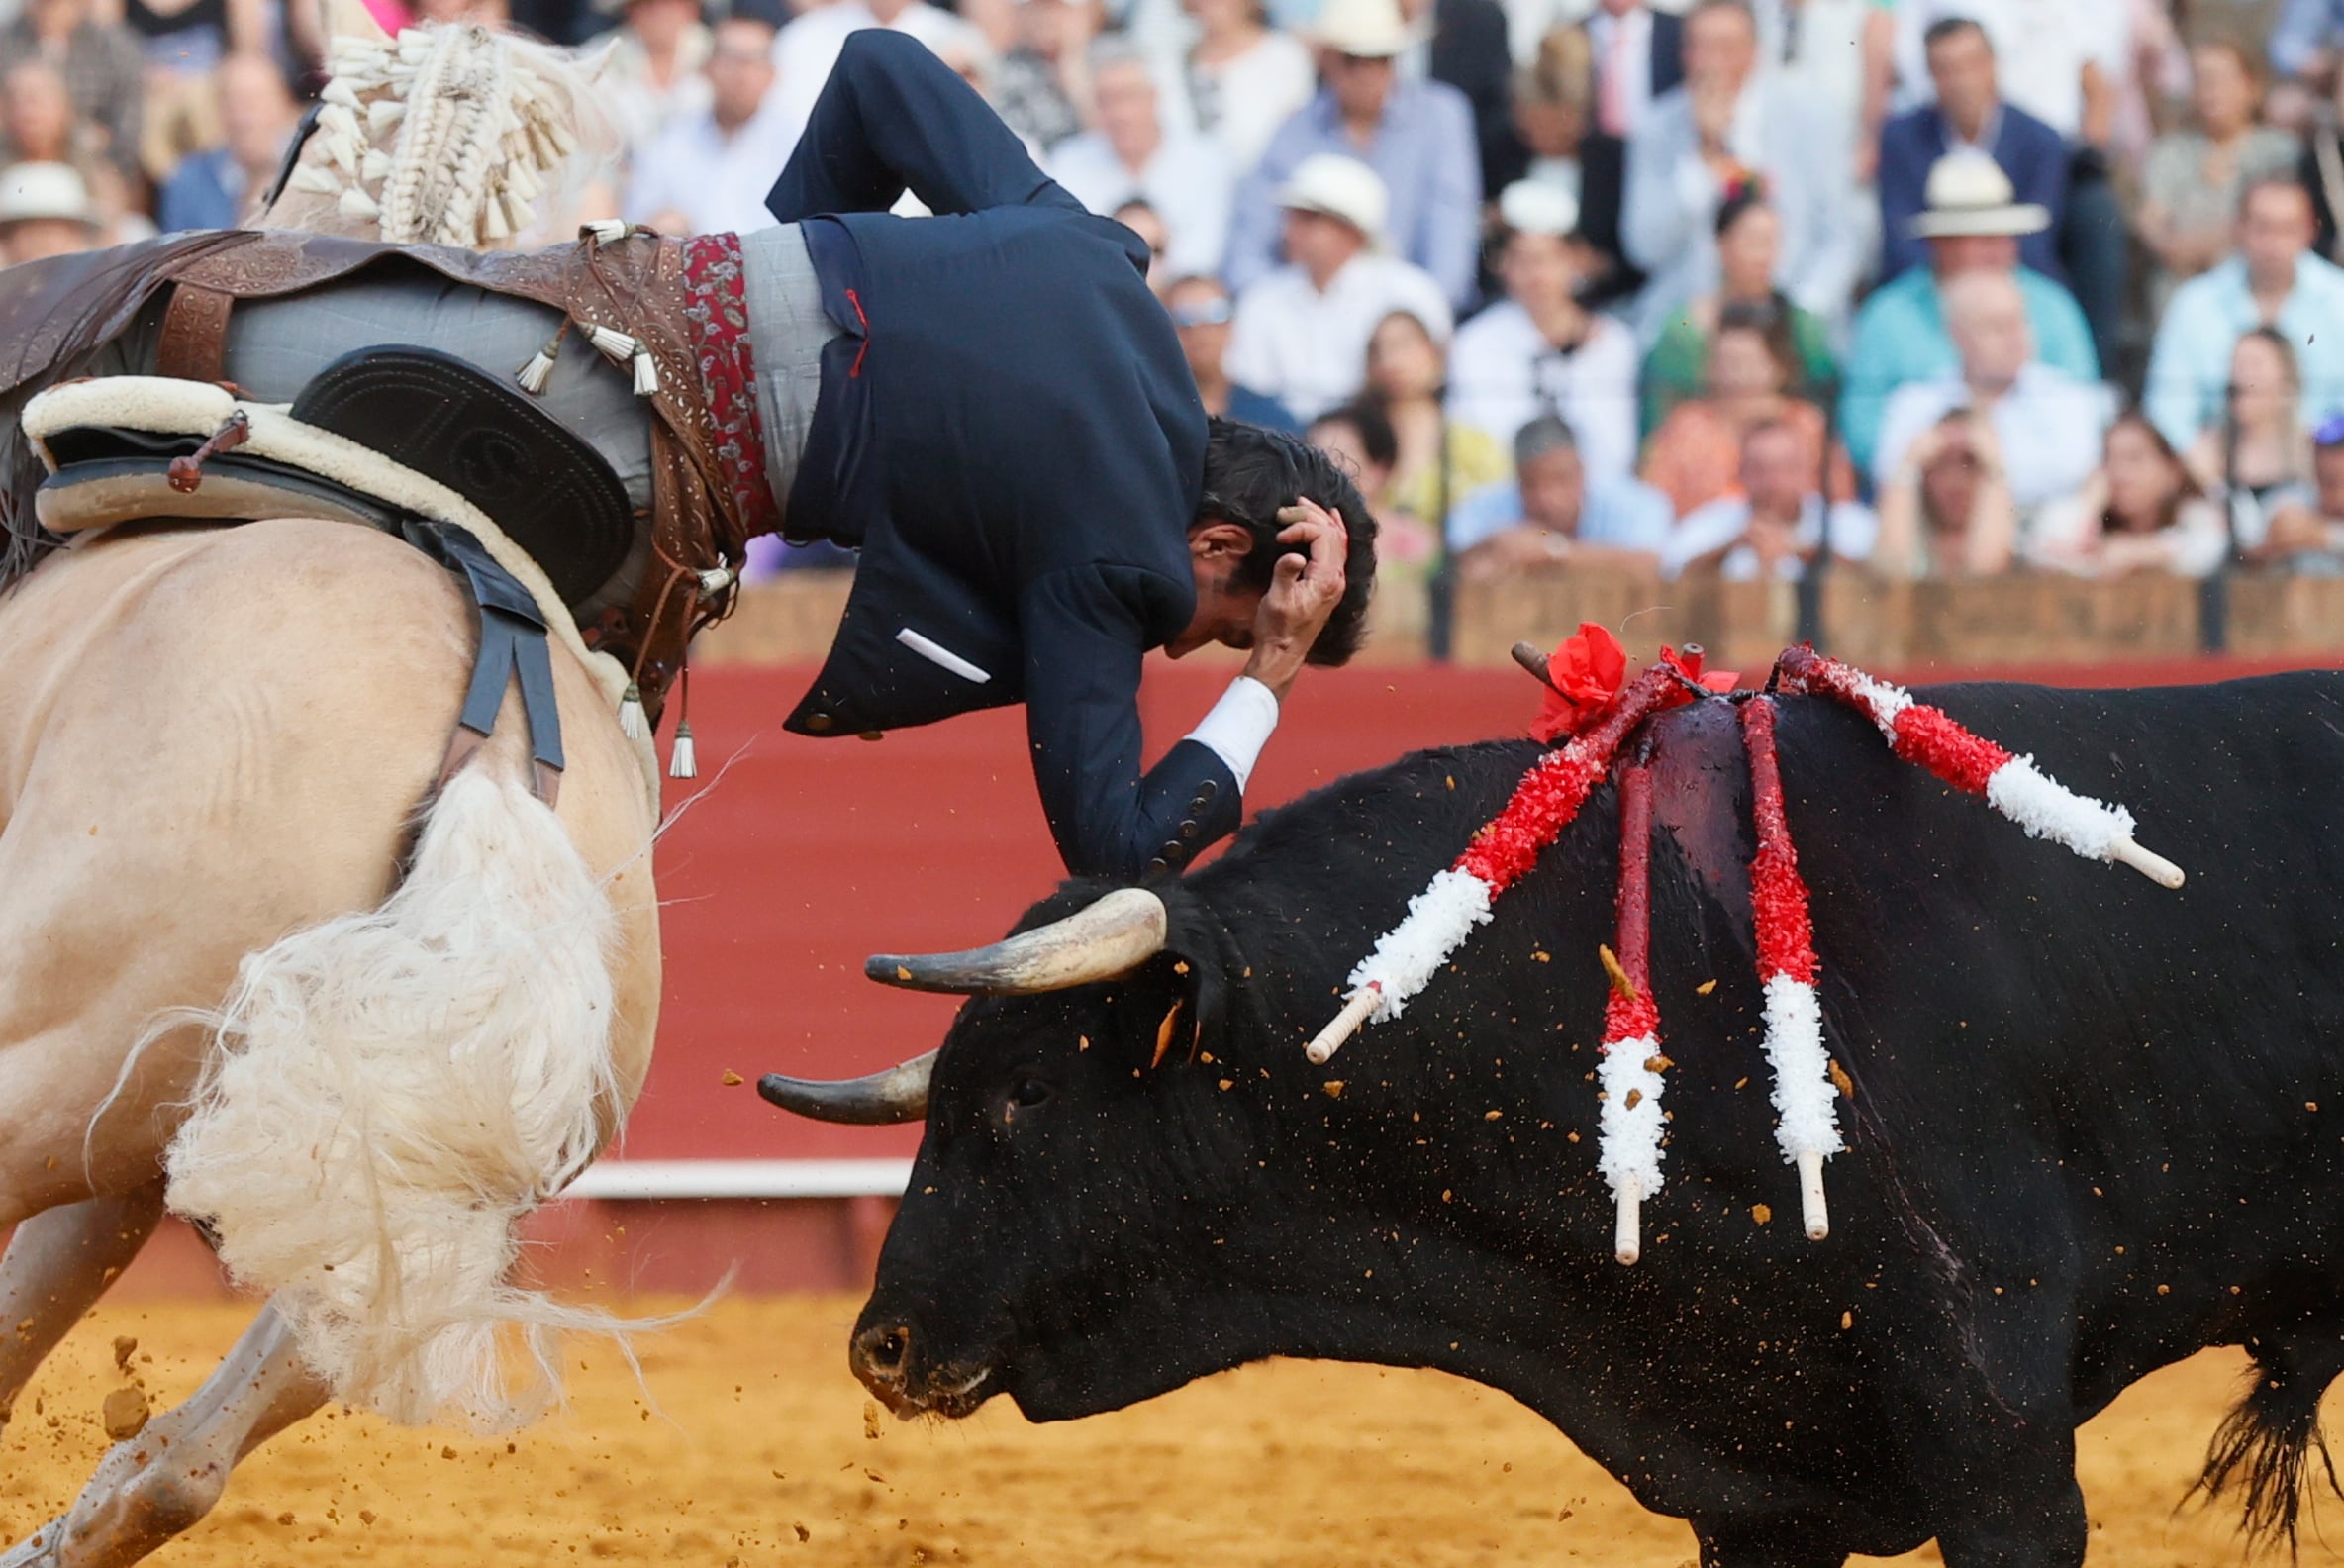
[1166,275,1301,433]
[768,32,1378,880]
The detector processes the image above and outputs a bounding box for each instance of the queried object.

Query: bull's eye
[1010,1077,1053,1109]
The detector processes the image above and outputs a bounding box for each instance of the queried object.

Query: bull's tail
[2196,1328,2344,1551]
[162,764,627,1431]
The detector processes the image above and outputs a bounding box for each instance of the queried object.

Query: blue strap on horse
[403,518,565,804]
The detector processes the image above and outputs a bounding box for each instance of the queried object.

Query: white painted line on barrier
[560,1158,914,1202]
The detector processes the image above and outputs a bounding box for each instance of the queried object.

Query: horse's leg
[0,1300,325,1568]
[0,1184,164,1425]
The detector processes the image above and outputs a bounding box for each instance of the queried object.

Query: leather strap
[156,282,233,384]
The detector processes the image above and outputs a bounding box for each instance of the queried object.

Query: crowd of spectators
[12,0,2344,604]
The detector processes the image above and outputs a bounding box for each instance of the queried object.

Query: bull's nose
[851,1323,913,1391]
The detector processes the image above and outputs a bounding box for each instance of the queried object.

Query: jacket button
[1194,779,1218,804]
[859,731,884,741]
[1179,821,1198,838]
[804,713,834,733]
[1146,857,1169,874]
[1159,839,1184,863]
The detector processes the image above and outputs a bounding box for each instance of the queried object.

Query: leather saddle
[30,347,635,611]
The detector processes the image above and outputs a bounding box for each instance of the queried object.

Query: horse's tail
[162,762,627,1431]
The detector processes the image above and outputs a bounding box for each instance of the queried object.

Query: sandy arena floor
[0,1297,2335,1566]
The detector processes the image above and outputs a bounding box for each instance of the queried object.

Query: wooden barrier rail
[694,570,2344,673]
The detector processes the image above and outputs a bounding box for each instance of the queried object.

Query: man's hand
[1242,498,1348,702]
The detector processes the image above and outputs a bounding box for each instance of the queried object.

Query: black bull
[765,673,2344,1567]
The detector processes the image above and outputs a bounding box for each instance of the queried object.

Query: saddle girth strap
[405,519,565,806]
[156,282,233,384]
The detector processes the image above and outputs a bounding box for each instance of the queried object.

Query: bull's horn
[865,887,1169,995]
[757,1051,935,1126]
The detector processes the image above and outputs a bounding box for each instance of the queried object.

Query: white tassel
[366,98,406,134]
[547,121,579,157]
[318,102,361,141]
[586,325,637,367]
[325,131,363,175]
[631,345,659,397]
[578,218,629,245]
[505,160,541,202]
[502,189,535,235]
[618,683,644,739]
[288,163,341,196]
[667,721,697,780]
[398,32,431,61]
[320,79,362,109]
[515,335,560,395]
[360,147,393,182]
[337,185,382,220]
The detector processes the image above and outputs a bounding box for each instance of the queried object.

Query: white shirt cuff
[1183,675,1280,794]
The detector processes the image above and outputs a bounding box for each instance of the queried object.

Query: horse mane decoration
[1306,631,2186,1266]
[261,0,617,249]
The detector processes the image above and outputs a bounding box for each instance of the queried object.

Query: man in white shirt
[1445,180,1640,482]
[1224,153,1453,423]
[1663,418,1879,578]
[1047,43,1233,280]
[1874,269,2112,521]
[624,15,797,235]
[1619,0,1859,337]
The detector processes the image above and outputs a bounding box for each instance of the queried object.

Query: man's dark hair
[1197,415,1379,666]
[1922,15,1990,53]
[1309,398,1399,469]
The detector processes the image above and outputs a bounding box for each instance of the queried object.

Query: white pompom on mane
[260,2,617,249]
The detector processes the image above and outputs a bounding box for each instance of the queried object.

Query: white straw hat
[1311,0,1424,59]
[0,162,97,230]
[1498,179,1579,238]
[1909,149,2050,240]
[1277,153,1390,246]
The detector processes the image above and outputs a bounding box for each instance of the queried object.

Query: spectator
[1049,43,1232,279]
[1660,417,1877,579]
[1446,181,1638,483]
[1409,0,1518,199]
[1639,178,1837,435]
[1363,307,1510,543]
[1874,269,2111,525]
[1840,150,2098,474]
[2141,43,2299,313]
[1873,409,2020,578]
[155,52,292,233]
[1641,301,1852,518]
[1180,0,1314,174]
[1166,273,1298,430]
[597,0,714,161]
[0,58,126,230]
[1223,0,1482,309]
[1586,0,1683,142]
[1618,0,1859,340]
[125,0,264,181]
[1115,198,1171,291]
[1449,412,1674,580]
[1308,399,1439,566]
[2144,178,2344,453]
[1878,17,2068,282]
[989,0,1099,153]
[2025,411,2229,577]
[1887,0,2133,371]
[769,0,982,147]
[2188,327,2319,559]
[1223,153,1452,422]
[2271,0,2344,85]
[2261,414,2344,570]
[624,14,794,236]
[1510,26,1637,309]
[0,0,140,179]
[0,160,101,264]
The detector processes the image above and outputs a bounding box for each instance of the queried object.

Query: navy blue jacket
[1879,102,2070,281]
[766,31,1240,879]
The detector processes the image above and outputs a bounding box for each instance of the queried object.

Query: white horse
[0,19,663,1567]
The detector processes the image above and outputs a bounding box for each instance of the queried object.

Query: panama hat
[1311,0,1424,59]
[1497,179,1579,238]
[1908,148,2050,240]
[1278,153,1390,246]
[0,163,97,231]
